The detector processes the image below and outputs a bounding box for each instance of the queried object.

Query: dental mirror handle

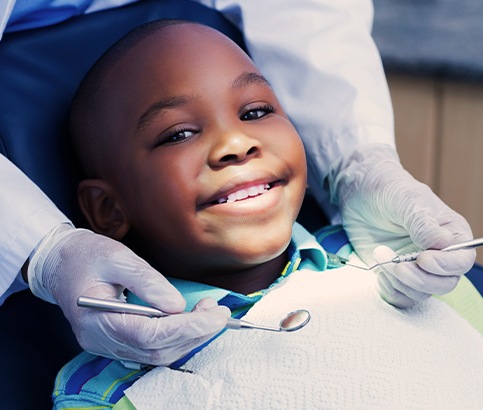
[77,296,272,331]
[225,317,282,332]
[77,296,170,317]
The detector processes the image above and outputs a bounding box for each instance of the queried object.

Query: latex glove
[329,143,476,308]
[28,224,230,365]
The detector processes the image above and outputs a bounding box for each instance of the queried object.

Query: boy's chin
[230,230,293,265]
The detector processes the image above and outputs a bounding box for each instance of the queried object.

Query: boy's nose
[208,130,262,167]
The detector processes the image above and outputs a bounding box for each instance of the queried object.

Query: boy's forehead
[104,22,259,106]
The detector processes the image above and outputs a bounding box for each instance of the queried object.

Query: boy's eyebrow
[135,73,270,132]
[136,95,195,132]
[232,72,271,89]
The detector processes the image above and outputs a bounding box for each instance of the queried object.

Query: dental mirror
[78,296,311,333]
[226,309,311,332]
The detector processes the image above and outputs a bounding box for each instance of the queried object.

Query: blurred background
[372,0,483,264]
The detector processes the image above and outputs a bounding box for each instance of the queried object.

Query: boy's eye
[240,104,275,121]
[156,128,196,146]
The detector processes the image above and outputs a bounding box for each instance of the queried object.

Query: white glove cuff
[27,222,74,303]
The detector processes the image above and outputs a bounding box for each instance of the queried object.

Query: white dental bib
[125,261,483,409]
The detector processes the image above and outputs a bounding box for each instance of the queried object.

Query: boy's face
[97,24,307,281]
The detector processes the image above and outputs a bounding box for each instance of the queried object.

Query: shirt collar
[289,222,329,272]
[127,222,328,311]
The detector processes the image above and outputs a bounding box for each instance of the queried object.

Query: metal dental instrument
[78,296,171,317]
[77,296,311,332]
[226,309,311,332]
[327,236,483,271]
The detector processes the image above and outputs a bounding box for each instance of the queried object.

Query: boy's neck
[125,231,289,295]
[197,250,289,294]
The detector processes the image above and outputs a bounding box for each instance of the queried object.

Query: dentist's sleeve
[0,154,70,304]
[195,0,395,220]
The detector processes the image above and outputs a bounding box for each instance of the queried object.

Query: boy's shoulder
[52,351,146,409]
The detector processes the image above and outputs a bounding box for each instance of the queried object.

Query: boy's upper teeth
[218,183,270,204]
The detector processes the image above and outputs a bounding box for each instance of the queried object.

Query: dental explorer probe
[329,236,483,271]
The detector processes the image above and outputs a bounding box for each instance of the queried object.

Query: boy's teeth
[217,183,270,204]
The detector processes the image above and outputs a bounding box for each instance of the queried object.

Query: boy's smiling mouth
[198,177,284,210]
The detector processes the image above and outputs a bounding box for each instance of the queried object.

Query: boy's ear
[77,179,131,241]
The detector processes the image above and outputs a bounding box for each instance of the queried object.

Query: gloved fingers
[134,334,218,366]
[377,269,431,306]
[376,272,422,309]
[374,244,462,292]
[116,308,229,349]
[191,297,231,316]
[114,332,220,366]
[416,248,476,277]
[405,211,452,251]
[79,306,229,365]
[94,244,186,314]
[401,203,474,253]
[374,245,431,308]
[391,263,460,296]
[81,325,217,366]
[35,227,186,314]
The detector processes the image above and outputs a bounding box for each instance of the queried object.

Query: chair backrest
[0,0,245,226]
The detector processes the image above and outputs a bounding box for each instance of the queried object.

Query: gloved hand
[27,224,230,365]
[329,143,476,308]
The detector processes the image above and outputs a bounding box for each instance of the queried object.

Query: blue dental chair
[0,2,247,409]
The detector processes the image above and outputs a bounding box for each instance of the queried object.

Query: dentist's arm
[0,154,66,303]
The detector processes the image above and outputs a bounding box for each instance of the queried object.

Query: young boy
[54,20,483,409]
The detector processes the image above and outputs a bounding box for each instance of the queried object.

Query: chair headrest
[0,0,245,226]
